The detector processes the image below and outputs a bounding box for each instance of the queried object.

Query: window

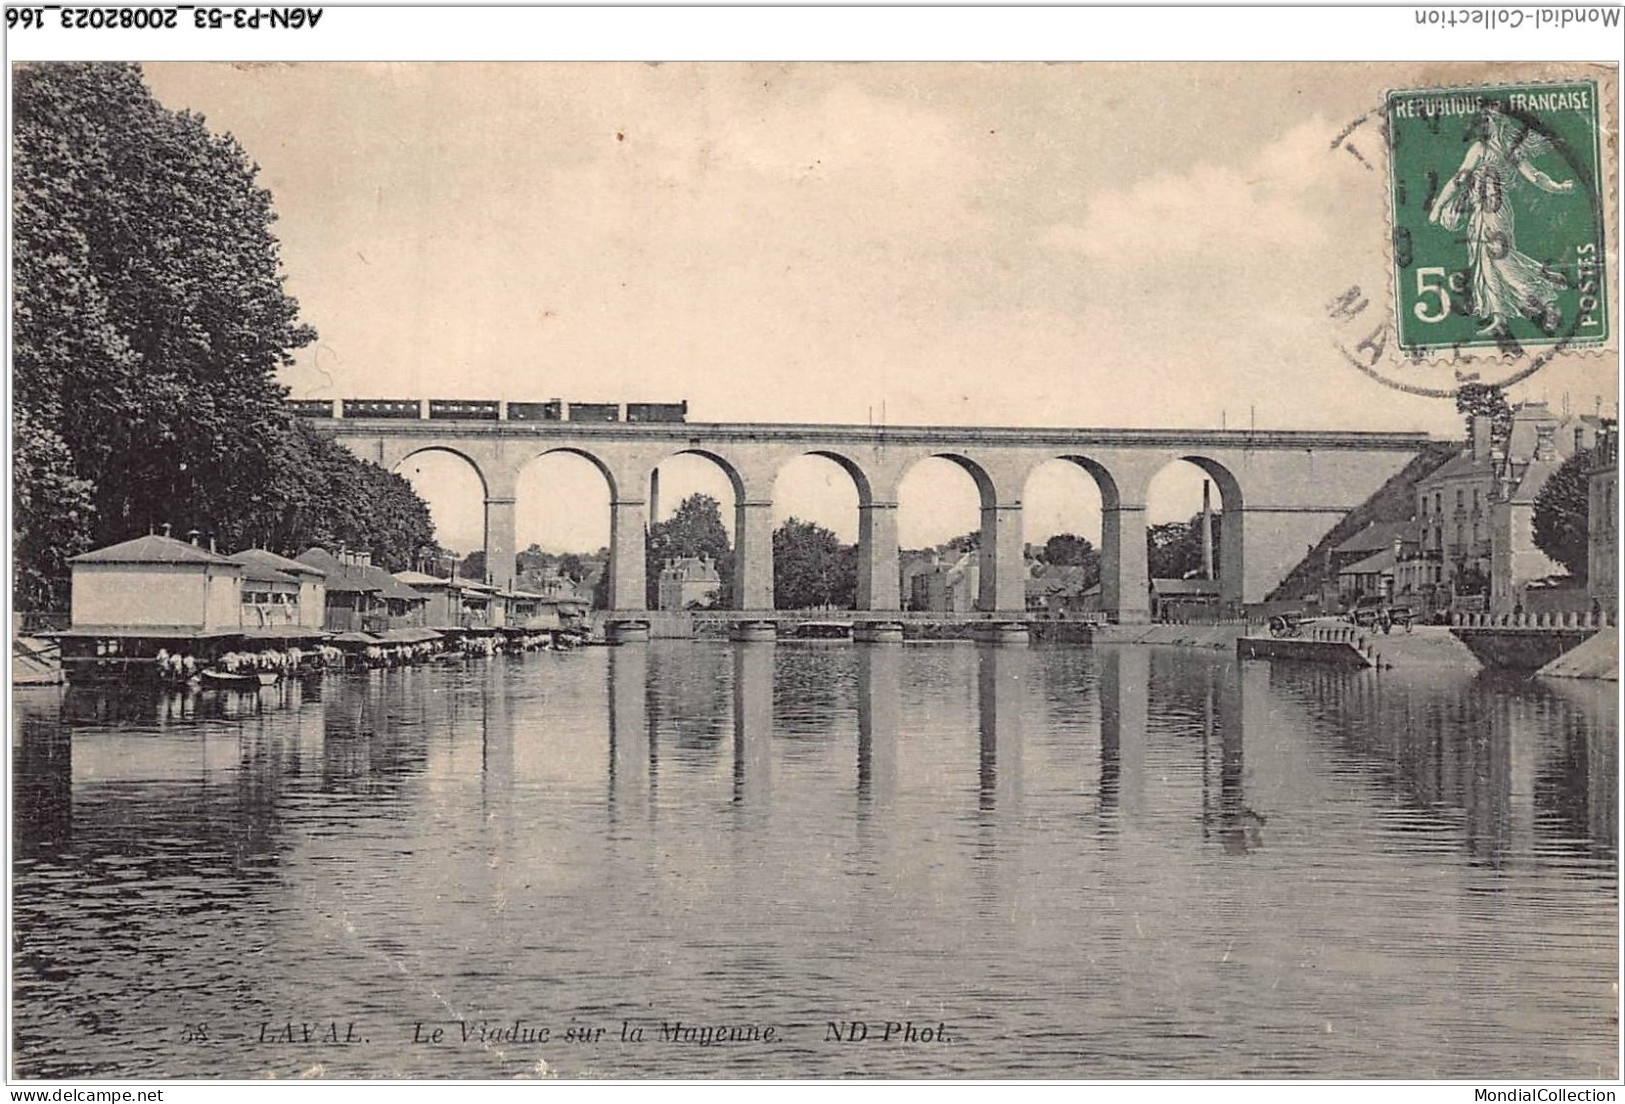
[1472,489,1480,512]
[1456,489,1464,510]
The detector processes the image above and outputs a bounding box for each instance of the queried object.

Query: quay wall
[1452,627,1600,670]
[1236,636,1372,667]
[1450,609,1614,670]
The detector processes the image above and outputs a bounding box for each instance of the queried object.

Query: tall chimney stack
[1201,480,1215,582]
[1472,415,1493,462]
[1535,425,1557,462]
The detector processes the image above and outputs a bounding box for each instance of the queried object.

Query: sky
[142,61,1618,555]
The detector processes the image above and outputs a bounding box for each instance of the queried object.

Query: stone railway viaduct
[309,411,1430,625]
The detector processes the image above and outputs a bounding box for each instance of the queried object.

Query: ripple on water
[10,645,1617,1078]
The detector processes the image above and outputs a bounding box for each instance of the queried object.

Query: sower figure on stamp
[1428,105,1577,338]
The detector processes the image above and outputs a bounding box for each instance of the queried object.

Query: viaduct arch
[324,414,1430,624]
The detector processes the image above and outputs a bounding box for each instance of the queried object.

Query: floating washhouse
[495,587,590,649]
[295,547,443,665]
[391,570,491,631]
[56,534,329,683]
[228,548,327,630]
[390,571,504,652]
[393,573,587,651]
[51,534,587,681]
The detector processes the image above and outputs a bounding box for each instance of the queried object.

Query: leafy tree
[459,550,488,581]
[1040,532,1096,566]
[773,518,856,609]
[558,552,586,581]
[228,418,436,572]
[647,493,734,607]
[944,529,980,553]
[12,63,440,598]
[13,409,96,610]
[1532,449,1592,581]
[1455,382,1513,449]
[1147,512,1222,580]
[14,63,312,542]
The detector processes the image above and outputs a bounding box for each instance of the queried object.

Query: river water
[11,642,1619,1079]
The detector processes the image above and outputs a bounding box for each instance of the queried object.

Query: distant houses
[1149,578,1219,622]
[1587,424,1617,616]
[657,556,722,610]
[901,549,979,612]
[1317,402,1616,619]
[1026,563,1099,615]
[899,548,1099,615]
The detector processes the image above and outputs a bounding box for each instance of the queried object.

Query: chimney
[188,529,201,546]
[1201,480,1215,582]
[208,535,217,554]
[161,522,173,539]
[1472,415,1493,462]
[1575,427,1586,455]
[1535,426,1557,462]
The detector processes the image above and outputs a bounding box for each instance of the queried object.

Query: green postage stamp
[1387,80,1608,356]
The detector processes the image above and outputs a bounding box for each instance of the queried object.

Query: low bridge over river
[302,404,1430,625]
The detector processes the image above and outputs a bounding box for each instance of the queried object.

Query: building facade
[69,534,245,631]
[1415,404,1605,614]
[657,556,722,610]
[1588,422,1618,616]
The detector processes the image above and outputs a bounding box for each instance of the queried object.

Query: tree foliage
[12,62,437,601]
[1532,449,1592,581]
[647,494,734,607]
[1147,512,1222,580]
[1032,532,1101,593]
[242,420,437,571]
[1040,532,1096,567]
[1455,383,1514,448]
[13,409,96,609]
[773,518,856,609]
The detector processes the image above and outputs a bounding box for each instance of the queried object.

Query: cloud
[1039,120,1339,260]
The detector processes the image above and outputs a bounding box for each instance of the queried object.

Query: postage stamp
[1386,79,1609,358]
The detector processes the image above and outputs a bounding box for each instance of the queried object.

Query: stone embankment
[1537,630,1619,681]
[1451,610,1612,672]
[1235,624,1481,671]
[1084,623,1245,649]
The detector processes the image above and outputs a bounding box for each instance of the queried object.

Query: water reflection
[11,644,1617,1079]
[607,644,650,821]
[975,645,1023,818]
[855,645,898,813]
[733,643,774,808]
[14,701,70,859]
[1096,647,1148,821]
[1262,662,1617,870]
